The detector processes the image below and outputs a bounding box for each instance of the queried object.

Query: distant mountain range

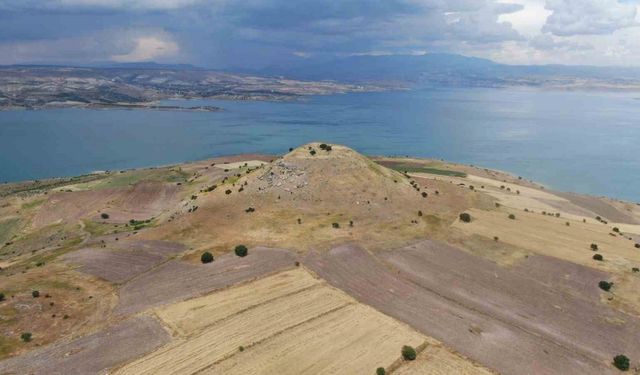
[255,53,640,89]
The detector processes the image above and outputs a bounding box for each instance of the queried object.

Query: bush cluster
[459,213,471,223]
[598,280,613,291]
[593,254,604,261]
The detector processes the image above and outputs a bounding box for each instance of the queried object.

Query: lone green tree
[613,354,630,371]
[401,345,417,361]
[201,251,214,264]
[20,332,32,342]
[459,213,471,223]
[235,245,248,257]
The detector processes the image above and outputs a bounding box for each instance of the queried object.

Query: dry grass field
[116,268,426,375]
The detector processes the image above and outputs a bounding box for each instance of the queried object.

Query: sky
[0,0,639,68]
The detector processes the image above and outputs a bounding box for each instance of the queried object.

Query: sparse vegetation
[201,251,214,264]
[593,254,603,261]
[20,332,32,342]
[598,280,613,291]
[234,245,248,257]
[459,213,471,223]
[613,354,630,371]
[401,345,417,361]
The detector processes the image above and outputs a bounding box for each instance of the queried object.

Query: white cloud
[0,29,180,65]
[111,36,179,62]
[498,0,551,37]
[543,0,638,36]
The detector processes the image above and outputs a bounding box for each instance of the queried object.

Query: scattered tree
[613,227,620,233]
[591,243,599,251]
[421,192,427,198]
[418,210,423,217]
[508,214,516,220]
[459,213,471,223]
[0,292,4,302]
[32,290,40,298]
[20,332,32,342]
[201,252,214,264]
[494,236,499,241]
[238,346,245,352]
[593,254,604,261]
[598,280,613,291]
[613,354,630,371]
[632,267,639,273]
[225,189,232,195]
[635,243,640,249]
[376,368,386,375]
[100,213,109,219]
[310,150,317,156]
[401,345,417,361]
[235,245,248,257]
[332,222,340,229]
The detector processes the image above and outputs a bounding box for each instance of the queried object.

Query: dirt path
[304,244,619,375]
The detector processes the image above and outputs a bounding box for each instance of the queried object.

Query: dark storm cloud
[0,0,526,67]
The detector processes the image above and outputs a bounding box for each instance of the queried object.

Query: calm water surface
[0,87,638,201]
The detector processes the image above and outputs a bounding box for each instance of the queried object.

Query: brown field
[0,316,170,375]
[305,244,621,375]
[116,268,426,375]
[115,247,297,316]
[63,240,184,284]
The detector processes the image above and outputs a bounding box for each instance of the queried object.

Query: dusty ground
[63,240,184,284]
[116,268,426,375]
[0,316,170,375]
[115,247,297,316]
[304,245,619,375]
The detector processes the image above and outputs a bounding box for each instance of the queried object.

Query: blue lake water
[0,87,639,201]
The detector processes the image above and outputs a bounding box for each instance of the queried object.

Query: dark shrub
[418,210,423,217]
[632,267,639,273]
[32,290,40,298]
[635,243,640,249]
[0,292,4,302]
[459,213,471,223]
[598,280,613,291]
[494,236,499,241]
[421,192,427,198]
[245,207,255,213]
[325,145,332,151]
[613,354,630,371]
[332,222,340,229]
[289,148,294,152]
[100,213,109,219]
[238,346,244,352]
[376,367,386,375]
[319,143,328,150]
[593,254,603,261]
[613,227,620,233]
[495,202,500,208]
[310,150,316,156]
[591,243,599,251]
[20,332,32,342]
[555,213,560,218]
[349,220,354,227]
[401,345,417,361]
[225,189,232,195]
[508,214,516,220]
[235,245,248,257]
[200,252,214,264]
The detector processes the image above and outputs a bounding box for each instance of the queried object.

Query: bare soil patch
[556,192,640,224]
[0,316,169,375]
[304,244,618,375]
[64,240,184,284]
[115,247,297,316]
